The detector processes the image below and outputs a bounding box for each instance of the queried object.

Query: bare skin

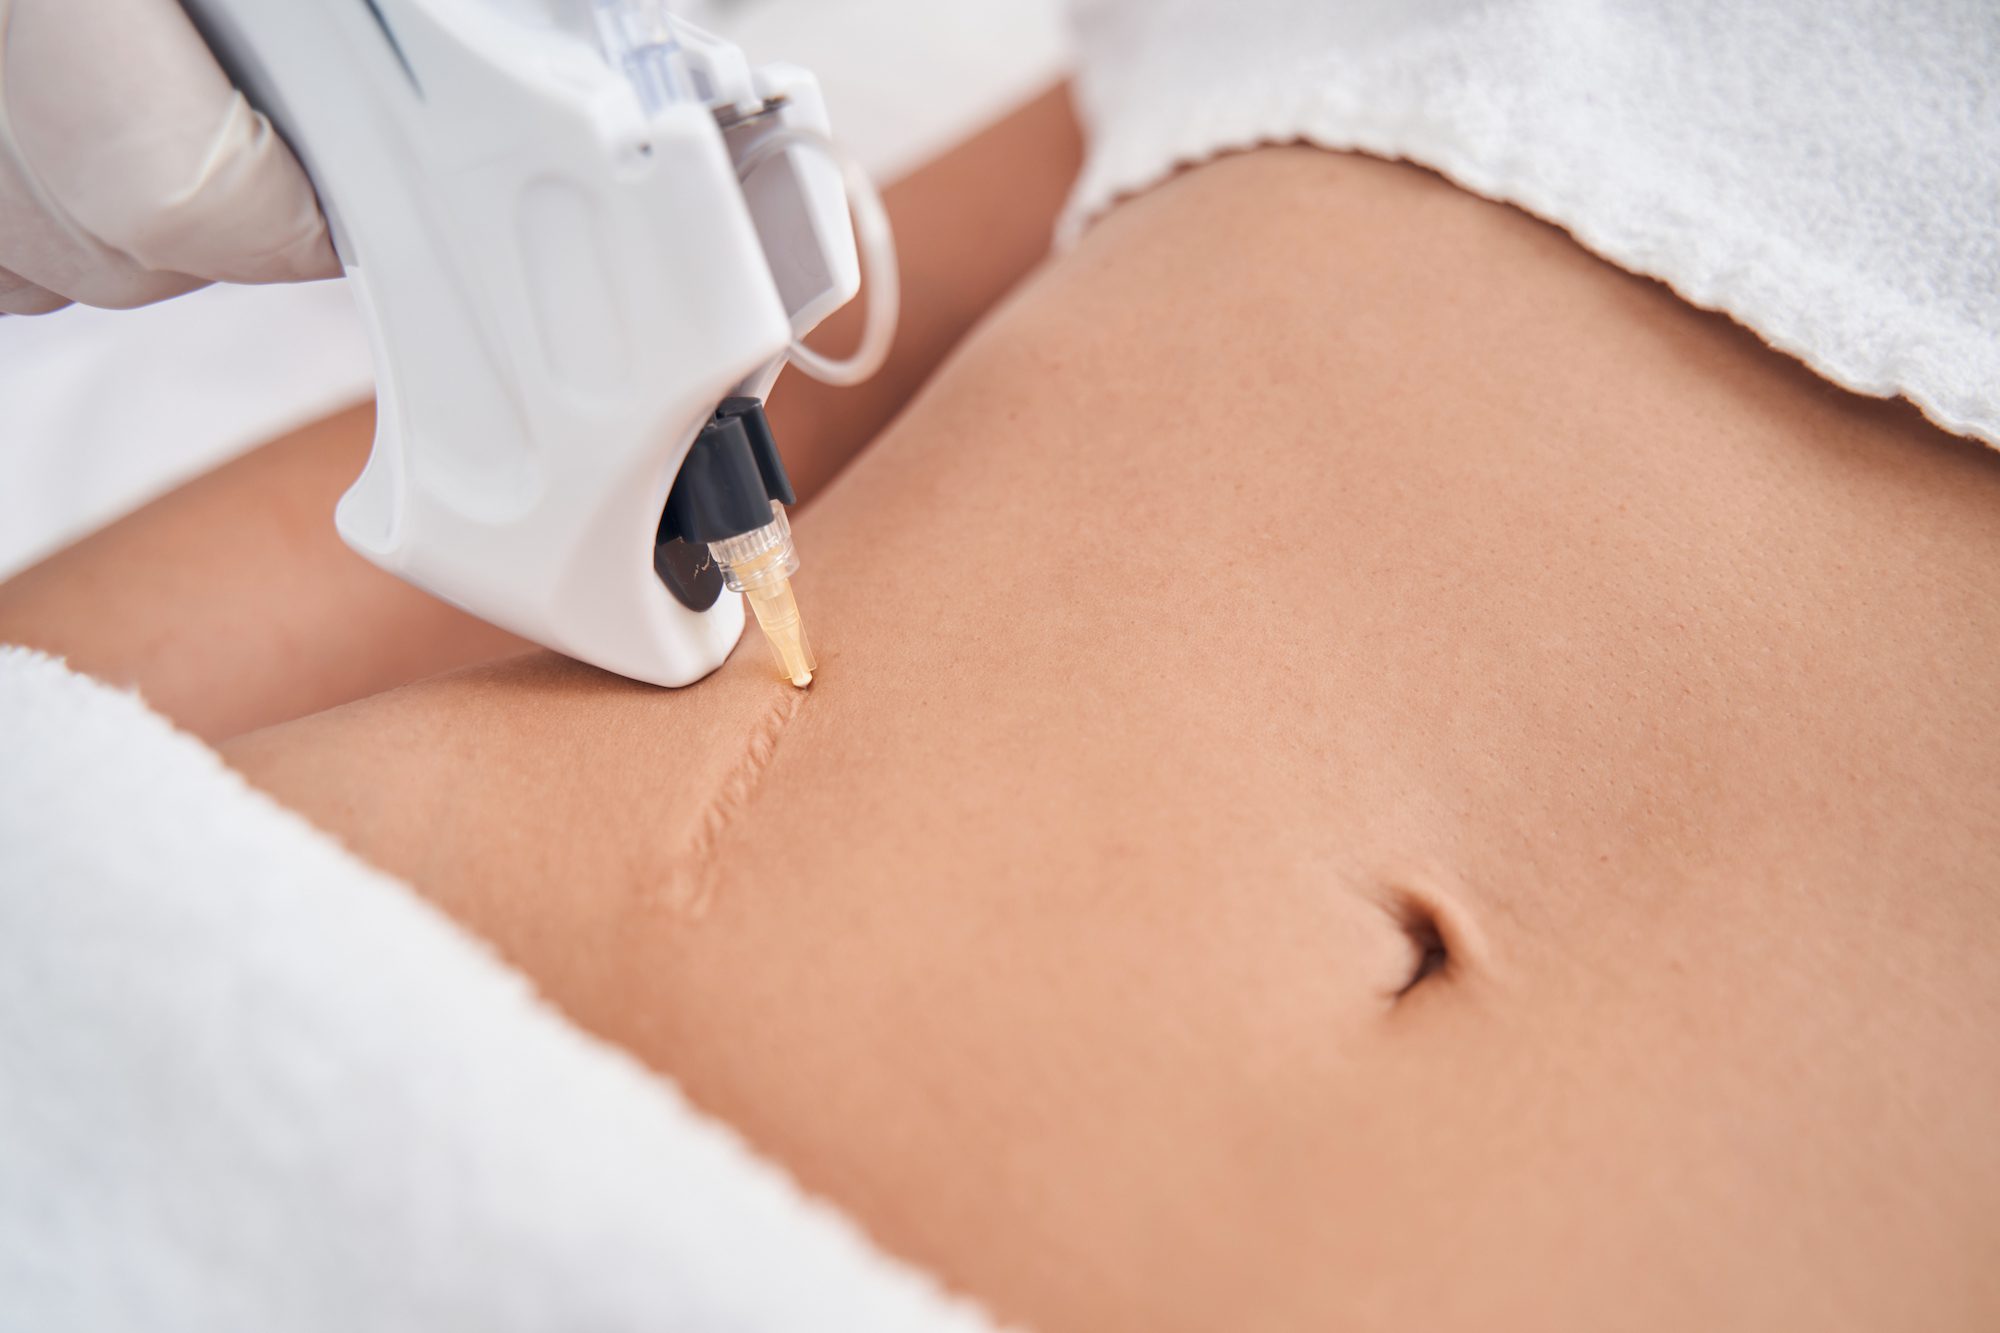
[8,103,2000,1329]
[217,147,2000,1330]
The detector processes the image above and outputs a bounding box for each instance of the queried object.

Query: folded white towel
[1062,0,2000,449]
[0,646,997,1333]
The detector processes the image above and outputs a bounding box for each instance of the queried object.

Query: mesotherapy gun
[176,0,898,688]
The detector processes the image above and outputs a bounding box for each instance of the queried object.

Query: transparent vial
[709,502,816,688]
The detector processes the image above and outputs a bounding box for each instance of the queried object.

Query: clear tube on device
[709,501,815,688]
[591,0,694,115]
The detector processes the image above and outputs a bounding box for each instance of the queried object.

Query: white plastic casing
[178,0,859,686]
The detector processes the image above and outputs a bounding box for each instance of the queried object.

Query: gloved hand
[0,0,338,314]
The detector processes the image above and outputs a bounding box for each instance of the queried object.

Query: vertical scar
[656,687,806,917]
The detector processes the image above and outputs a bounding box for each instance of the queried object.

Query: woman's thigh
[228,148,2000,1331]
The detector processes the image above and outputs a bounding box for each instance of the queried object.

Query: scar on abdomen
[657,687,806,916]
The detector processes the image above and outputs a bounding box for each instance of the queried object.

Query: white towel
[0,646,998,1333]
[1061,0,2000,449]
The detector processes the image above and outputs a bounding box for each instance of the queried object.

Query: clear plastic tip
[709,502,816,688]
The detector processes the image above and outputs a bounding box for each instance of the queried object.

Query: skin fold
[7,97,1998,1331]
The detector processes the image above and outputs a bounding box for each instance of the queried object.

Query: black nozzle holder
[654,398,797,611]
[659,398,796,546]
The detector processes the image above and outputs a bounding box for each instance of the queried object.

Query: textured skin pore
[226,149,2000,1332]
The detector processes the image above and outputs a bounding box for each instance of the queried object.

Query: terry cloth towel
[1060,0,2000,449]
[0,645,998,1333]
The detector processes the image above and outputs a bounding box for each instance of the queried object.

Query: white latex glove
[0,0,339,315]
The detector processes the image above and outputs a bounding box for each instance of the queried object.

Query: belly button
[1377,879,1483,1003]
[1394,907,1449,998]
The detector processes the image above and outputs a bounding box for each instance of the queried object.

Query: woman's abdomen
[231,148,2000,1332]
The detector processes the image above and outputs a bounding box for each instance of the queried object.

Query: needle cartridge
[656,397,817,689]
[711,503,815,687]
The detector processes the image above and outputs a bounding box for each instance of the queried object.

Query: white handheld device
[177,0,891,687]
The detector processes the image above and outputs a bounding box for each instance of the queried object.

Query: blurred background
[0,0,1071,578]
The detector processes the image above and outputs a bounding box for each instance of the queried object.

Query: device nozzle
[709,502,816,689]
[745,577,816,687]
